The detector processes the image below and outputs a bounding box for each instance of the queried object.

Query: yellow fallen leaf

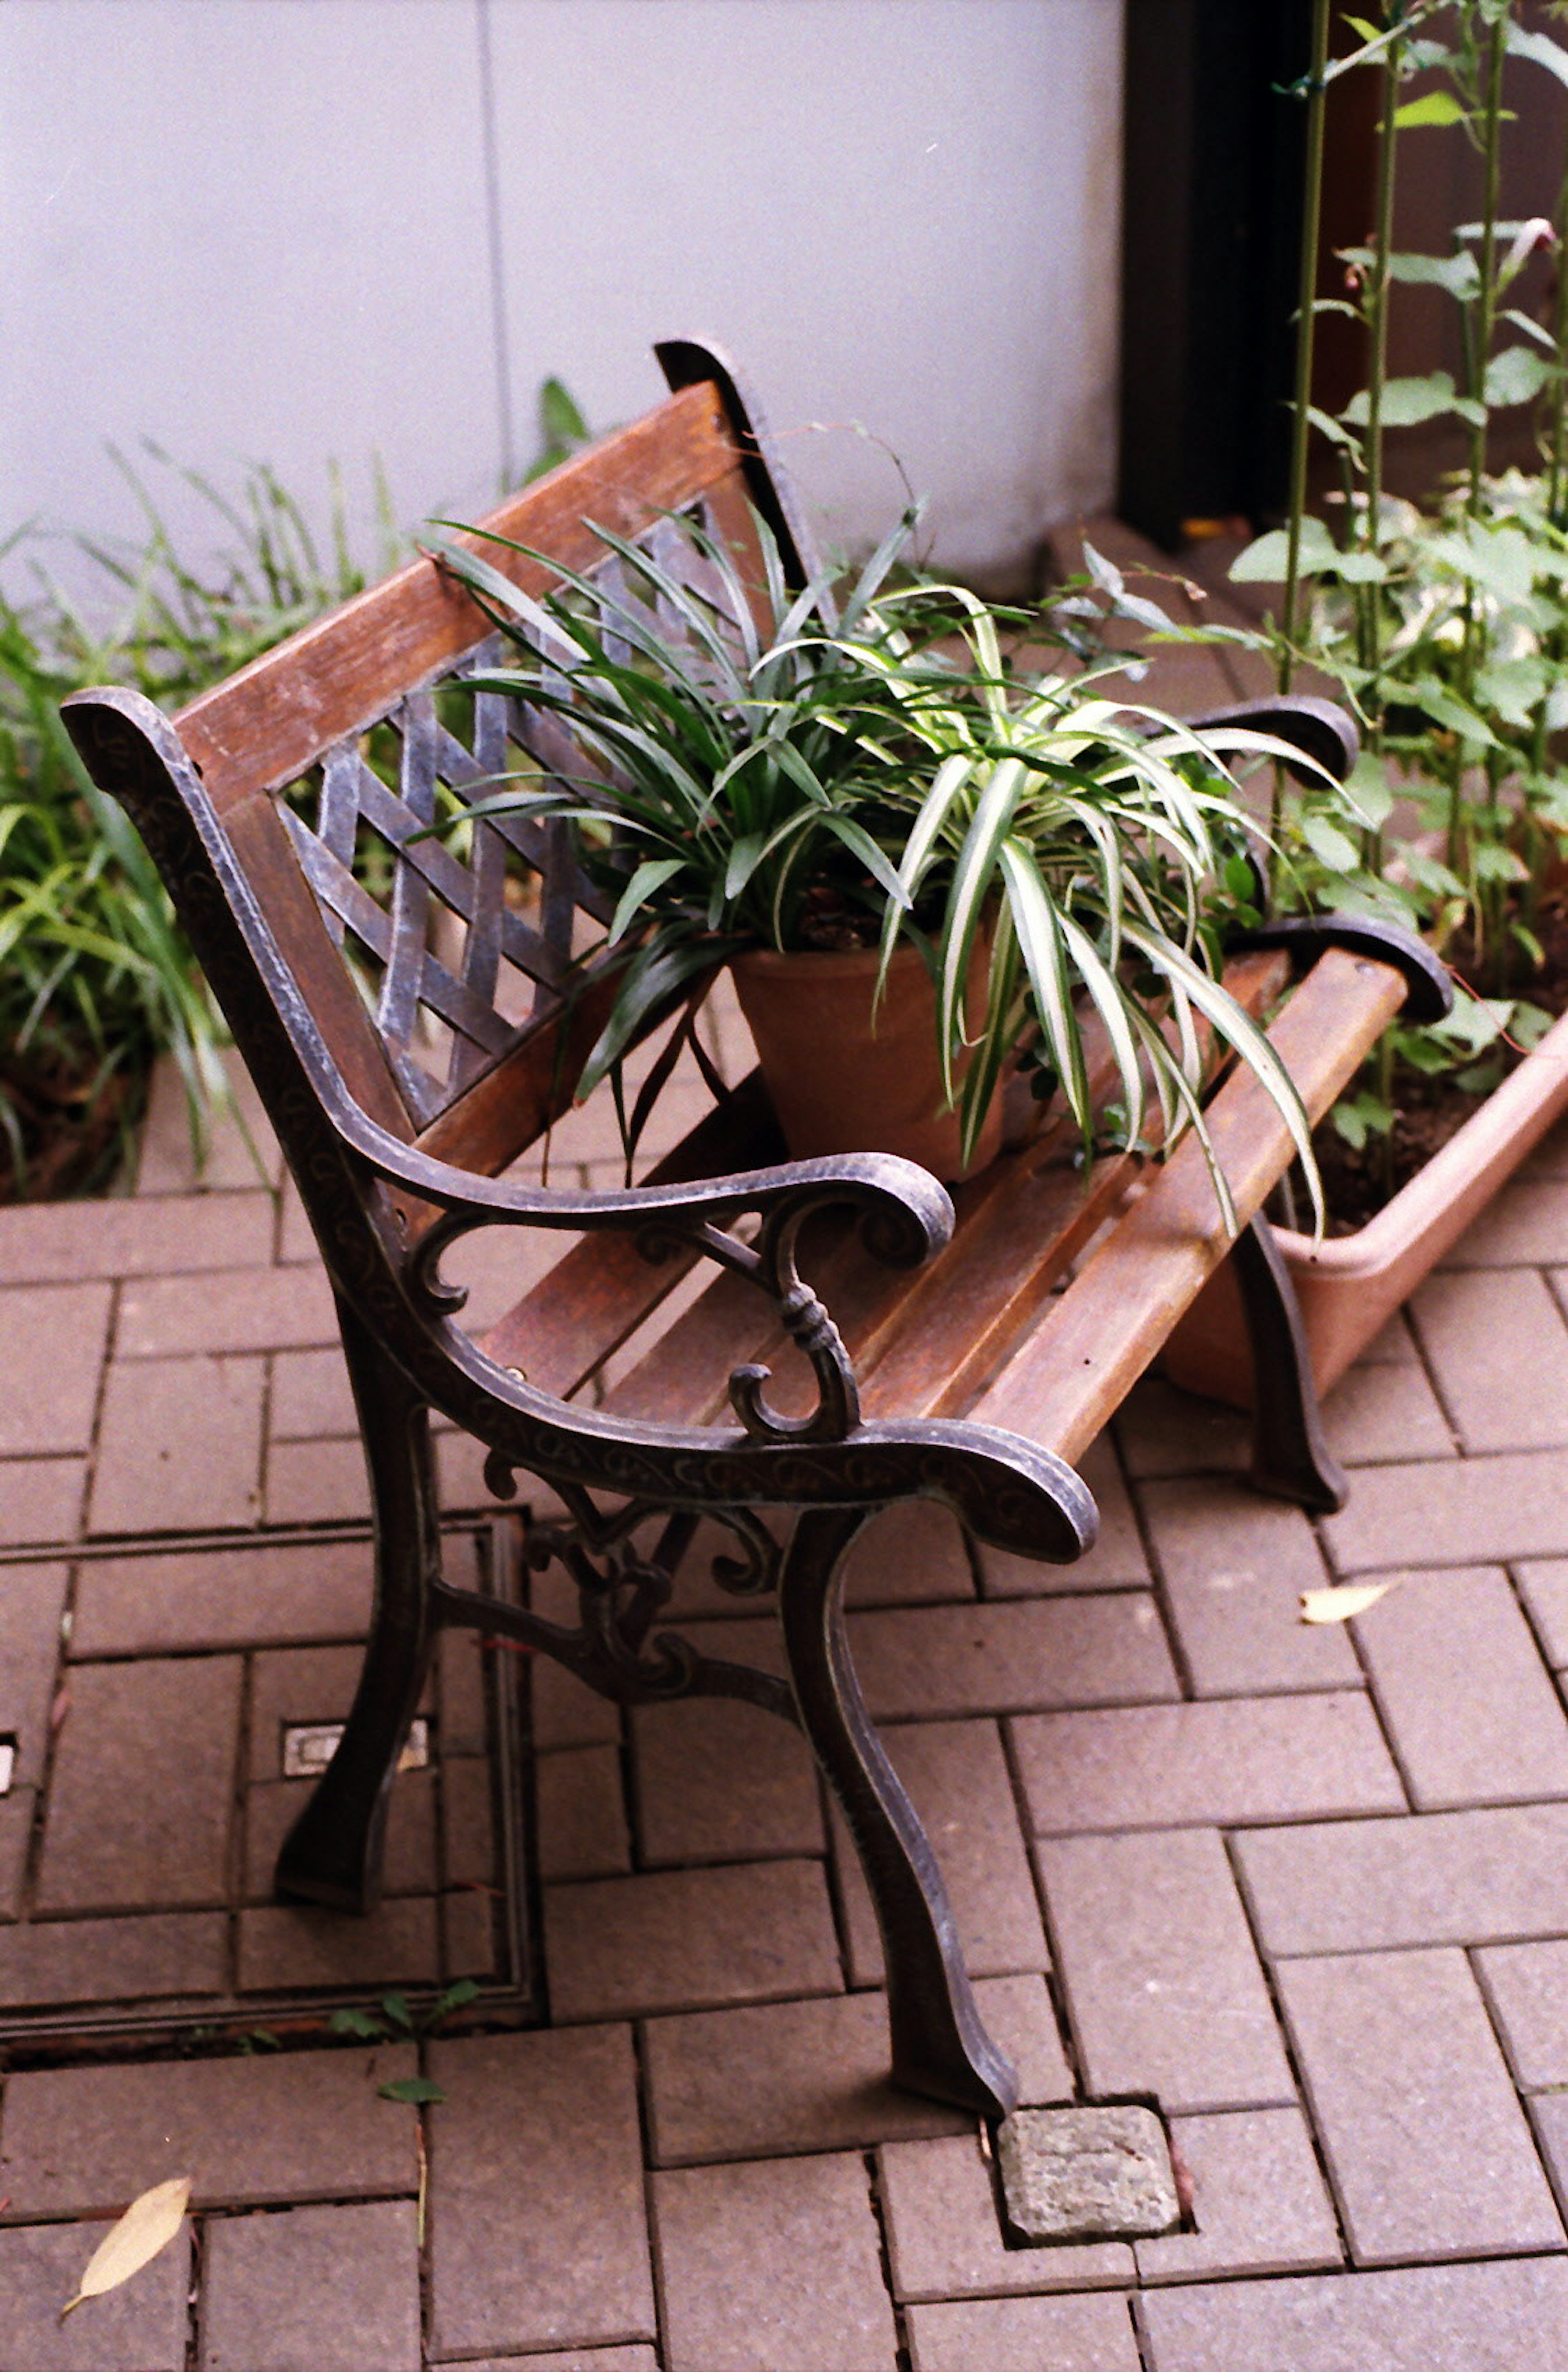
[1299,1581,1399,1625]
[61,2176,191,2318]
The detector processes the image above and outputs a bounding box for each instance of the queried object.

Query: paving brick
[0,1559,66,1784]
[1325,1446,1568,1572]
[1516,1556,1568,1668]
[653,2152,899,2372]
[1013,1692,1404,1835]
[245,1774,435,1900]
[535,1744,630,1882]
[633,1692,822,1865]
[1443,1177,1568,1266]
[0,1455,86,1544]
[438,1612,490,1755]
[1138,1480,1358,1694]
[440,1754,494,1888]
[878,2133,1133,2300]
[0,2045,418,2215]
[0,1283,112,1454]
[118,1263,337,1360]
[38,1655,243,1913]
[1352,1566,1568,1808]
[0,2214,191,2370]
[237,1897,440,1993]
[71,1537,374,1656]
[981,1433,1151,1593]
[1037,1828,1293,2112]
[1138,2256,1568,2371]
[648,1968,1075,2173]
[1134,2107,1341,2283]
[1276,1946,1561,2263]
[277,1178,319,1265]
[1475,1940,1568,2088]
[136,1049,281,1195]
[0,1192,275,1284]
[427,2025,655,2359]
[0,1912,226,2007]
[1525,1116,1568,1181]
[200,2198,422,2372]
[447,2355,659,2372]
[1530,2090,1568,2220]
[1117,1376,1249,1480]
[833,1719,1048,1984]
[1234,1804,1568,1955]
[906,2293,1142,2372]
[89,1352,265,1534]
[845,1592,1178,1719]
[1411,1267,1568,1449]
[842,1496,976,1605]
[1321,1353,1457,1464]
[269,1344,356,1438]
[544,1860,842,2020]
[436,1427,497,1516]
[265,1436,371,1525]
[0,1791,36,1920]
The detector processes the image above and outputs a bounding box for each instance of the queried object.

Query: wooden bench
[63,341,1444,2120]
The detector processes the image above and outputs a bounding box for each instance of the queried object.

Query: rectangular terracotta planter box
[1164,1001,1568,1407]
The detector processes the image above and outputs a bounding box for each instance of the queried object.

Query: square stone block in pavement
[1275,1946,1563,2263]
[0,1455,85,1546]
[1138,2256,1568,2372]
[0,1558,67,1787]
[906,2292,1143,2372]
[1036,1828,1294,2113]
[116,1261,338,1359]
[631,1689,824,1867]
[0,1191,275,1286]
[89,1351,265,1534]
[653,2152,900,2372]
[69,1536,374,1658]
[0,2046,418,2218]
[1234,1802,1568,1956]
[831,1717,1048,1985]
[425,2026,655,2361]
[0,1282,112,1455]
[980,1433,1151,1595]
[543,1859,842,2022]
[200,2198,422,2372]
[1013,1691,1404,1836]
[0,2214,192,2372]
[1349,1565,1568,1809]
[1515,1556,1568,1667]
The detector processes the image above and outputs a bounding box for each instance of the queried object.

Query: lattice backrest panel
[278,497,757,1129]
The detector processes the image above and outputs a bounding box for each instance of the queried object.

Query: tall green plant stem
[1356,12,1405,878]
[1275,0,1334,888]
[1466,10,1509,516]
[1549,139,1568,527]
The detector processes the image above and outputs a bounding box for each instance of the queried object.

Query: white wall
[1,0,1124,605]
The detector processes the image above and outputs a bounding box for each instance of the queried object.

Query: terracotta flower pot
[1164,999,1568,1407]
[729,939,1003,1182]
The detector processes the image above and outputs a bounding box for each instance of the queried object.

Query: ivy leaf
[1344,371,1484,429]
[1300,813,1360,873]
[1506,20,1568,91]
[1229,518,1384,583]
[379,2076,447,2105]
[1342,751,1394,832]
[62,2178,192,2318]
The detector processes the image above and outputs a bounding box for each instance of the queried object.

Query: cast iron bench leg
[1234,1213,1348,1514]
[275,1296,441,1912]
[777,1505,1020,2121]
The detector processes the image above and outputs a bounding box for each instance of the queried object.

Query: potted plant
[429,503,1328,1214]
[1163,0,1568,1403]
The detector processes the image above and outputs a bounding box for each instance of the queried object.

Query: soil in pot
[729,939,1002,1183]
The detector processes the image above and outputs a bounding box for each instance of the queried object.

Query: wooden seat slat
[970,947,1408,1465]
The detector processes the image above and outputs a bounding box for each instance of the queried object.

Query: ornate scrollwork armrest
[321,1076,954,1445]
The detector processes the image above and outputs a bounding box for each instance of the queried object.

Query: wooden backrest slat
[176,382,746,812]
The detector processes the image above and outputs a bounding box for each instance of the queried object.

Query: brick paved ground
[6,1000,1568,2371]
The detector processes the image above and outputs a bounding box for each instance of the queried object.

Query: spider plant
[430,508,1326,1226]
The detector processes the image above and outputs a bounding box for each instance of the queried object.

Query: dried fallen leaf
[61,2176,191,2318]
[1300,1581,1400,1625]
